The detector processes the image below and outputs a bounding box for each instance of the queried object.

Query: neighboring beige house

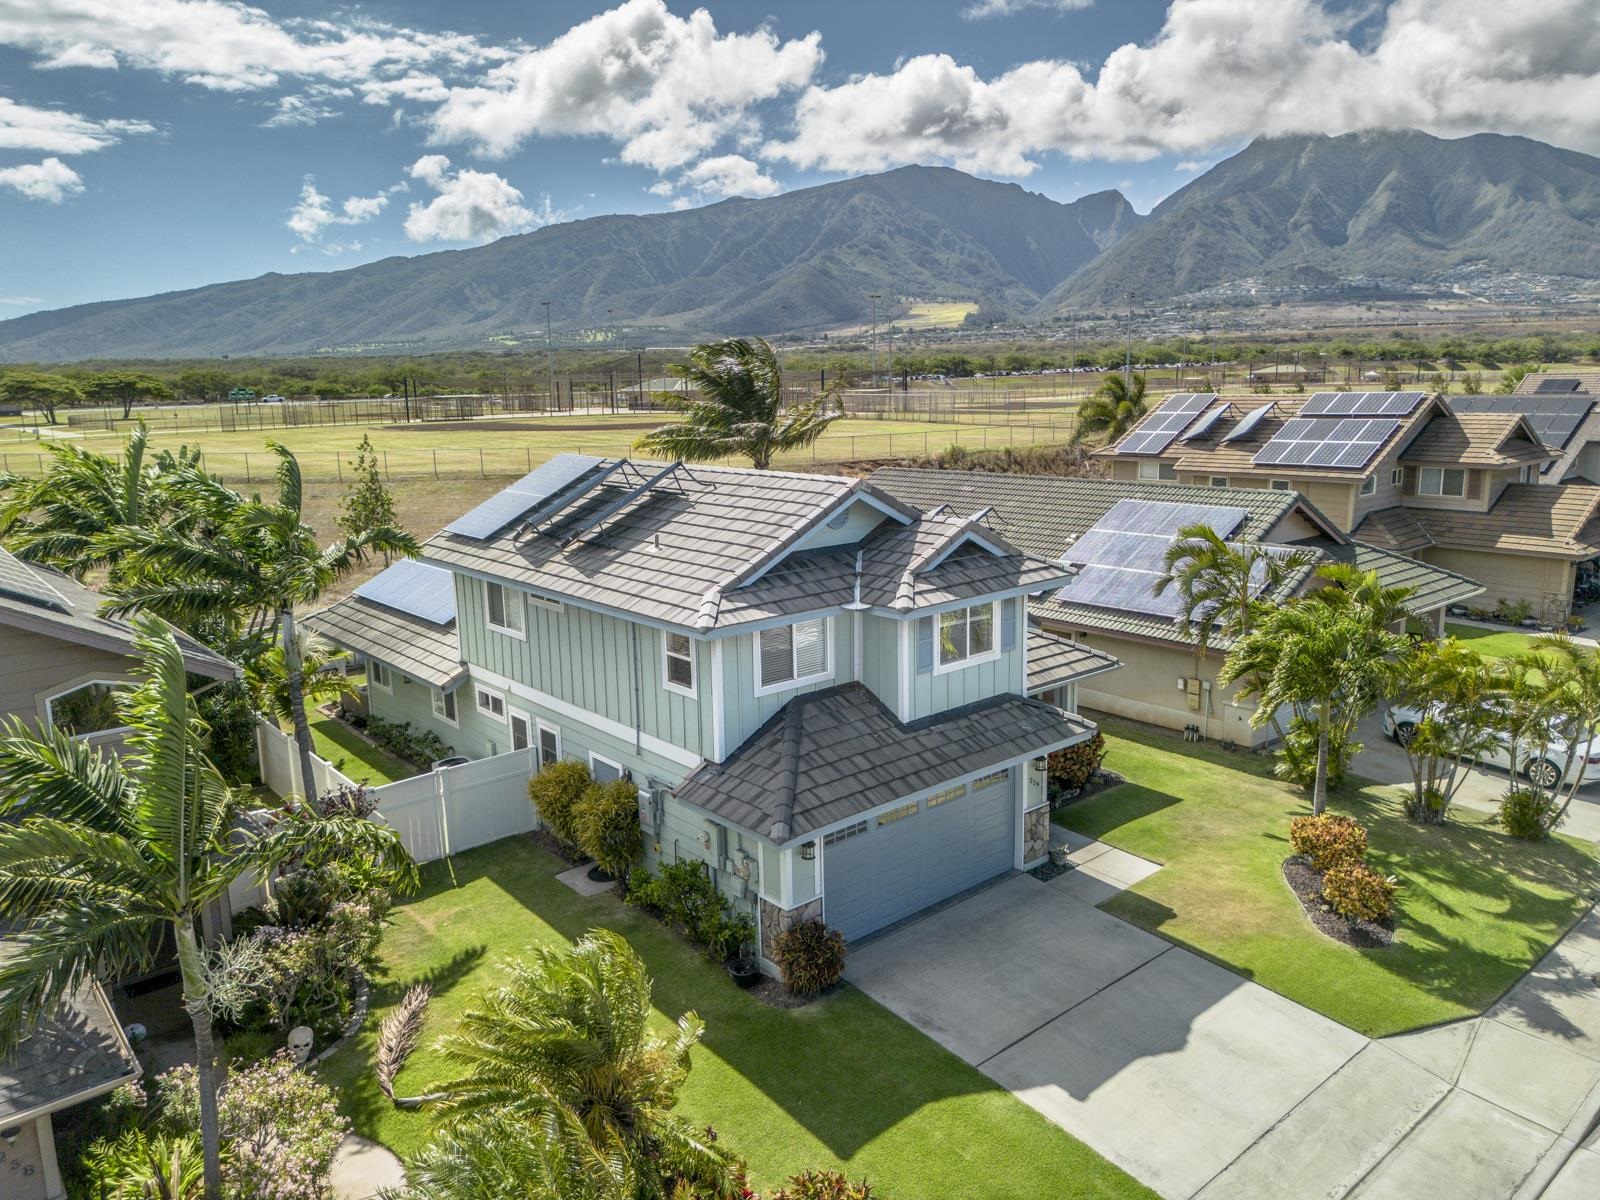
[1097,390,1600,622]
[869,469,1482,745]
[1,547,236,746]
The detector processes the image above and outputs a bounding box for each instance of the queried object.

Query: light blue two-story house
[311,455,1118,959]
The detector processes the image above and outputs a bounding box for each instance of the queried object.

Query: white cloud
[962,0,1094,19]
[0,96,153,154]
[287,176,397,245]
[0,294,43,305]
[0,156,84,201]
[402,154,562,243]
[262,91,345,128]
[1174,160,1209,172]
[426,0,821,171]
[679,154,781,199]
[766,0,1600,173]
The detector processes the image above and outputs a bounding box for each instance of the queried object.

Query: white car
[1383,704,1600,791]
[262,393,285,403]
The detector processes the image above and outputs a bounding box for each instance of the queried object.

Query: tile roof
[0,961,138,1122]
[674,683,1093,844]
[1399,412,1554,467]
[1353,506,1436,553]
[1405,483,1600,559]
[307,596,465,689]
[1027,626,1121,694]
[1514,368,1600,395]
[0,548,235,679]
[1314,539,1484,612]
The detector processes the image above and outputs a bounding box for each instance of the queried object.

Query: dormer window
[757,618,831,693]
[663,631,695,697]
[1418,467,1466,498]
[937,602,998,671]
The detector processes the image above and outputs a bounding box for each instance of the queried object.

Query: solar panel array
[444,453,605,539]
[1253,417,1401,469]
[1178,406,1228,442]
[354,559,457,625]
[1221,403,1274,443]
[0,547,70,613]
[1448,394,1597,469]
[1300,391,1427,417]
[1117,393,1217,456]
[1057,500,1249,619]
[1532,377,1583,394]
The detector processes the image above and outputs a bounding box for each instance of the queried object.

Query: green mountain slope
[0,166,1141,360]
[1048,129,1600,309]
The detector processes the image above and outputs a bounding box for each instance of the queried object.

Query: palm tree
[1520,635,1600,829]
[635,337,838,469]
[434,928,739,1199]
[1389,637,1500,823]
[105,443,417,795]
[1070,371,1148,445]
[245,629,353,729]
[0,618,416,1200]
[397,1112,632,1200]
[1155,523,1319,656]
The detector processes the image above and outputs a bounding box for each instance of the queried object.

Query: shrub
[1500,786,1560,841]
[364,714,452,765]
[1496,597,1534,626]
[769,1170,877,1199]
[1276,716,1355,792]
[626,859,755,960]
[1321,862,1397,924]
[575,778,643,880]
[1047,731,1106,792]
[771,918,847,997]
[197,680,261,785]
[1288,814,1368,871]
[528,759,593,848]
[1405,784,1449,826]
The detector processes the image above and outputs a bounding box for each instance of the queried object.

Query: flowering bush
[770,919,847,997]
[1288,814,1368,872]
[768,1170,877,1199]
[1321,862,1397,924]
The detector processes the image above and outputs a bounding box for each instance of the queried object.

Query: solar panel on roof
[0,548,70,613]
[1253,417,1399,470]
[353,558,456,625]
[1446,394,1596,451]
[1057,499,1251,620]
[1221,403,1273,443]
[444,453,605,539]
[1114,393,1219,456]
[1178,406,1228,442]
[1301,391,1426,417]
[1533,378,1582,394]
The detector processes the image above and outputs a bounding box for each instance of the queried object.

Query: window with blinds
[758,618,830,690]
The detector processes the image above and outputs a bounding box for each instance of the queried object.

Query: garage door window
[972,768,1010,790]
[823,820,867,846]
[925,783,967,808]
[877,801,918,827]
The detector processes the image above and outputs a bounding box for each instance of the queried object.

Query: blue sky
[1,0,1596,317]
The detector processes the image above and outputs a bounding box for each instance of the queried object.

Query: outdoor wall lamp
[799,841,817,861]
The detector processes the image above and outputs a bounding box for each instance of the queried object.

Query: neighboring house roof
[1313,539,1484,612]
[0,548,235,679]
[1402,483,1600,559]
[308,561,465,690]
[1026,627,1121,695]
[423,457,1064,633]
[673,683,1093,845]
[1514,368,1600,395]
[1398,411,1554,468]
[0,954,140,1124]
[1446,394,1600,479]
[1353,506,1436,553]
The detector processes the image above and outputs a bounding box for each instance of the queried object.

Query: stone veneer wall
[1023,805,1050,866]
[759,896,823,970]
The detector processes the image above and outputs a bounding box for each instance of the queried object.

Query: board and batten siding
[454,575,715,759]
[908,597,1023,721]
[719,614,857,752]
[0,627,135,729]
[859,612,901,709]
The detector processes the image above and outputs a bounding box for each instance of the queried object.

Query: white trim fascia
[896,618,912,722]
[468,665,702,768]
[710,639,727,762]
[732,491,914,590]
[922,528,1012,571]
[798,754,1036,848]
[1019,610,1030,693]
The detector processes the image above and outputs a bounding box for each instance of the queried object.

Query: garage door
[822,772,1016,942]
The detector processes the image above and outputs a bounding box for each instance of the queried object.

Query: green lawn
[1444,622,1542,659]
[1056,725,1600,1037]
[305,714,416,786]
[319,838,1153,1200]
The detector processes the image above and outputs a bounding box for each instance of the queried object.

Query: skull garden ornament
[287,1025,314,1065]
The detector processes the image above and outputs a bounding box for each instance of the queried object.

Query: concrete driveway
[845,868,1367,1199]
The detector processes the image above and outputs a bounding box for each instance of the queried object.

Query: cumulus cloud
[0,96,154,155]
[287,176,399,247]
[402,154,562,243]
[679,154,781,198]
[426,0,821,170]
[963,0,1094,19]
[0,156,84,201]
[766,0,1600,173]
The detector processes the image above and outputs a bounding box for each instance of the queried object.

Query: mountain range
[4,128,1599,361]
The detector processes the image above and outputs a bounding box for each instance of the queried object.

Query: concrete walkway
[330,1133,406,1199]
[846,831,1600,1200]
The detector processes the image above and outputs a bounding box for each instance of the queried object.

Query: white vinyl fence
[250,719,539,912]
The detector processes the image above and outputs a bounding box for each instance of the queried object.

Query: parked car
[261,393,285,403]
[1383,703,1600,790]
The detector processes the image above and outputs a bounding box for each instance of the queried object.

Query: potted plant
[727,941,761,989]
[1048,843,1072,868]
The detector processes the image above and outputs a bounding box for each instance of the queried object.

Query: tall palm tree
[245,629,352,730]
[1523,635,1600,827]
[105,443,417,795]
[0,618,416,1200]
[435,928,739,1200]
[1070,372,1148,445]
[1155,523,1319,655]
[635,337,838,469]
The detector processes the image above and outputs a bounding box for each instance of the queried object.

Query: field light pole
[868,293,881,385]
[542,300,555,411]
[1124,290,1136,384]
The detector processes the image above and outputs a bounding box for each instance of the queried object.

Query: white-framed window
[1418,467,1466,497]
[663,631,695,697]
[1208,476,1229,488]
[485,581,525,638]
[925,783,967,808]
[508,709,532,752]
[475,685,507,723]
[1136,460,1176,481]
[368,659,392,692]
[1519,465,1533,483]
[1360,474,1377,496]
[1270,479,1292,491]
[936,602,998,672]
[1392,466,1405,486]
[537,720,561,767]
[756,618,831,694]
[589,752,624,783]
[972,768,1010,791]
[431,688,458,727]
[44,679,132,739]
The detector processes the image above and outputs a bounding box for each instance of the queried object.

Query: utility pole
[1124,290,1136,385]
[542,300,555,412]
[868,293,882,386]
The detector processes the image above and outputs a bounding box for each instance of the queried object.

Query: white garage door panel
[824,781,1015,942]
